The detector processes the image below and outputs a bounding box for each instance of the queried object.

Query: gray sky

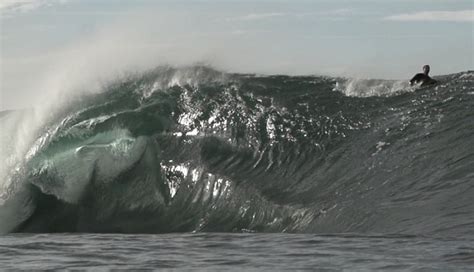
[0,0,473,110]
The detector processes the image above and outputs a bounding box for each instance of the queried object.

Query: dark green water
[1,66,473,269]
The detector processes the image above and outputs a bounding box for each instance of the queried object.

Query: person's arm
[409,73,423,86]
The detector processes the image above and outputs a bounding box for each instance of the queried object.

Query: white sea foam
[335,78,411,97]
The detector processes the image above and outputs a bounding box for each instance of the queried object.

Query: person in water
[410,65,437,86]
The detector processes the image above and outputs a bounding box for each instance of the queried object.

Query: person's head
[423,65,430,75]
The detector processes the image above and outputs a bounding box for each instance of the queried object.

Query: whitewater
[0,66,473,270]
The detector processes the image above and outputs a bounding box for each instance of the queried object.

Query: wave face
[1,66,473,235]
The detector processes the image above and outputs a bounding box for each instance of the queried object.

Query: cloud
[0,0,69,13]
[225,13,286,22]
[384,10,474,22]
[224,9,366,22]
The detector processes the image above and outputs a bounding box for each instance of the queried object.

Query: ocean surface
[1,66,473,270]
[1,233,473,270]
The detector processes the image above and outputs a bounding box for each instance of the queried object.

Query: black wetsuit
[410,73,437,86]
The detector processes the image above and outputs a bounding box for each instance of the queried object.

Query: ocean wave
[1,66,473,235]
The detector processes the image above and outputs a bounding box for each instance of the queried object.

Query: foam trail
[335,78,412,97]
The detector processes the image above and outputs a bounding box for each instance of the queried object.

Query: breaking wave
[1,66,473,235]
